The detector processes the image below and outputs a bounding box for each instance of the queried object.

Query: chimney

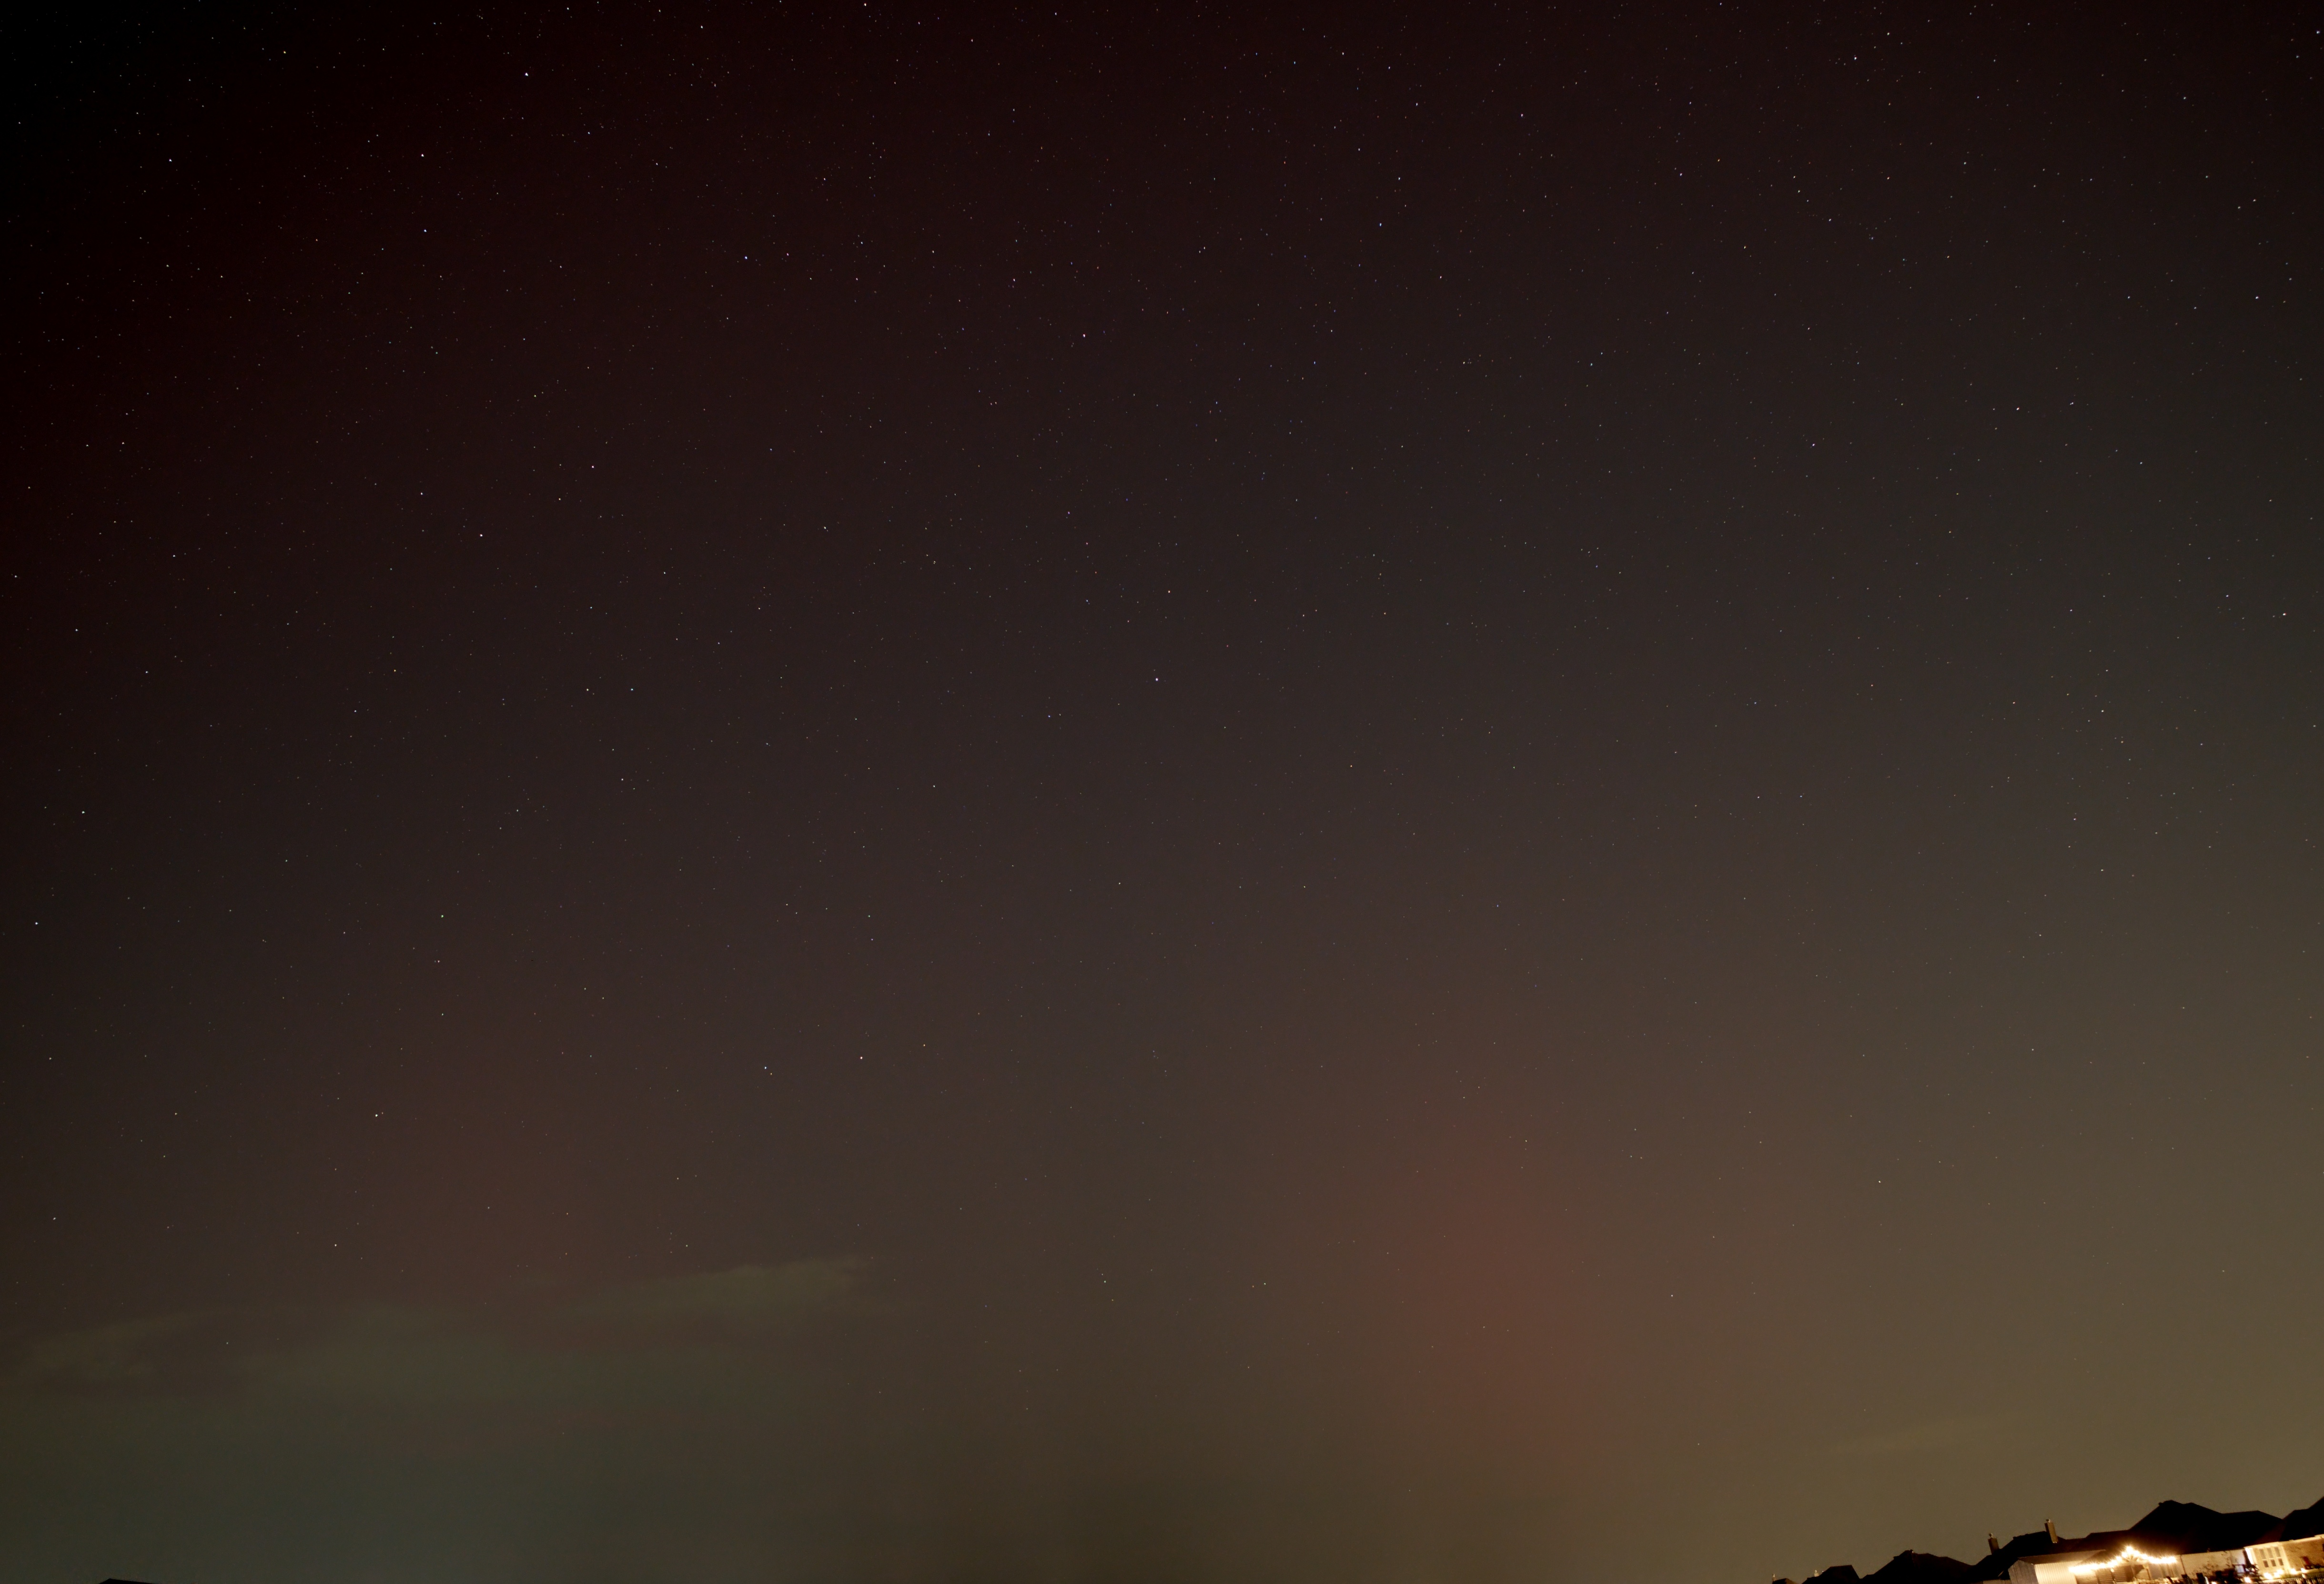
[2046,1521,2059,1545]
[1989,1536,2001,1555]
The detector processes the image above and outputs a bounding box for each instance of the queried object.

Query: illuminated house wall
[2006,1539,2324,1584]
[2250,1538,2324,1580]
[2008,1552,2110,1584]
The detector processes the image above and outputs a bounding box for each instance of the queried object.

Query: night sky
[5,4,2322,1582]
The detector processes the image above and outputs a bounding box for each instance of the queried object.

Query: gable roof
[2121,1501,2282,1556]
[1972,1531,2066,1582]
[1863,1550,1976,1584]
[2277,1497,2324,1544]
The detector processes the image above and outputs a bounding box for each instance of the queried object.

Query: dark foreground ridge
[1783,1495,2324,1584]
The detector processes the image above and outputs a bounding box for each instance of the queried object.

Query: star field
[4,4,2322,1582]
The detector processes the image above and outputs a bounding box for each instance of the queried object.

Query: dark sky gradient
[5,5,2322,1582]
